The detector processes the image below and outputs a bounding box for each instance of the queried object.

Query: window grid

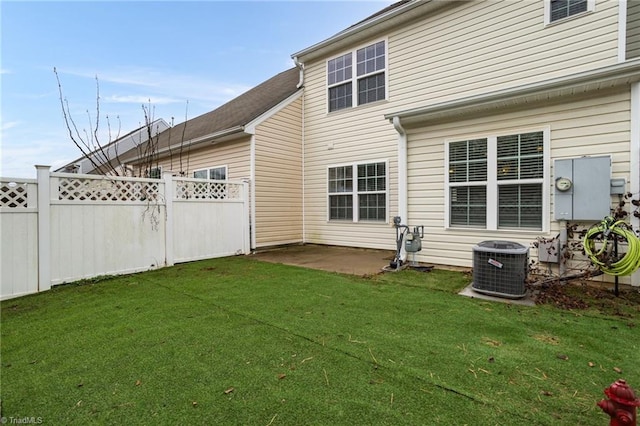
[356,41,385,77]
[327,40,386,112]
[357,162,386,222]
[330,194,353,221]
[328,83,353,112]
[328,162,386,222]
[449,139,488,183]
[359,194,386,222]
[328,166,353,193]
[497,132,544,181]
[358,74,386,105]
[550,0,588,22]
[328,53,352,85]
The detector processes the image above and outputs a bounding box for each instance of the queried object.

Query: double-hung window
[193,165,227,180]
[328,53,353,112]
[447,131,546,230]
[496,133,544,229]
[327,40,386,112]
[448,139,488,227]
[545,0,594,24]
[328,161,387,222]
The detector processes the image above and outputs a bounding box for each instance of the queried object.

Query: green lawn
[1,257,638,425]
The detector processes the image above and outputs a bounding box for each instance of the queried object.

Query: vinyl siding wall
[155,137,251,180]
[254,97,304,247]
[404,88,631,283]
[387,0,619,111]
[302,59,399,249]
[628,0,640,60]
[300,0,621,250]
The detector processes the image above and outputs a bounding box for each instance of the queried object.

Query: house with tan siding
[63,68,304,250]
[63,0,640,285]
[153,68,304,250]
[292,0,640,285]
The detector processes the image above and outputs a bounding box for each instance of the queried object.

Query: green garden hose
[583,216,640,276]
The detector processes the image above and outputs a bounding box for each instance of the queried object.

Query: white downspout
[618,0,627,63]
[393,117,408,263]
[630,82,639,286]
[301,91,306,244]
[392,117,408,224]
[250,134,257,251]
[294,57,306,243]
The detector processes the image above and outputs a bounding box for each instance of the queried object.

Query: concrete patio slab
[253,244,538,306]
[252,244,395,276]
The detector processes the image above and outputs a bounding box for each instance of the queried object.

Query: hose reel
[583,216,640,276]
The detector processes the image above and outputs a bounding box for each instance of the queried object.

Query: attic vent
[472,240,529,299]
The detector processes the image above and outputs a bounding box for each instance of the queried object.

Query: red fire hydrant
[598,379,640,426]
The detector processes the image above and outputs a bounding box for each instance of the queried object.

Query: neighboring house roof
[56,118,170,174]
[120,67,301,166]
[164,67,300,143]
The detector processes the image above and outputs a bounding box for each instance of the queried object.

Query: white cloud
[57,66,251,106]
[0,68,11,75]
[105,95,182,105]
[1,121,21,132]
[0,135,74,179]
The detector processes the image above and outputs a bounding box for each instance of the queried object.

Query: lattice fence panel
[57,177,161,202]
[175,180,243,200]
[1,181,29,208]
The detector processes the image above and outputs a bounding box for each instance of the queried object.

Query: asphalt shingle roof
[169,66,300,142]
[120,67,300,164]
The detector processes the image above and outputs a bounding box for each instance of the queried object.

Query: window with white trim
[193,165,227,180]
[545,0,594,24]
[327,40,386,112]
[447,131,546,230]
[328,161,386,222]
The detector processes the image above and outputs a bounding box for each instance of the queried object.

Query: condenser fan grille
[472,240,528,299]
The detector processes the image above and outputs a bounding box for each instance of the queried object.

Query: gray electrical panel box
[554,156,611,221]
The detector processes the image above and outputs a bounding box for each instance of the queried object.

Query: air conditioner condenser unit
[472,240,529,299]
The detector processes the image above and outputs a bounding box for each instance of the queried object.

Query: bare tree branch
[180,100,189,175]
[55,68,189,179]
[54,67,109,175]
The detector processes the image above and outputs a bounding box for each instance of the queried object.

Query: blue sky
[1,0,393,178]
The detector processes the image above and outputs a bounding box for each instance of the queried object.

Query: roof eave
[385,60,640,126]
[292,0,435,63]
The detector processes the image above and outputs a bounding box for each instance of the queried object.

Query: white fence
[0,166,249,300]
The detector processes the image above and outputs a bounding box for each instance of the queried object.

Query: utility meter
[555,177,572,192]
